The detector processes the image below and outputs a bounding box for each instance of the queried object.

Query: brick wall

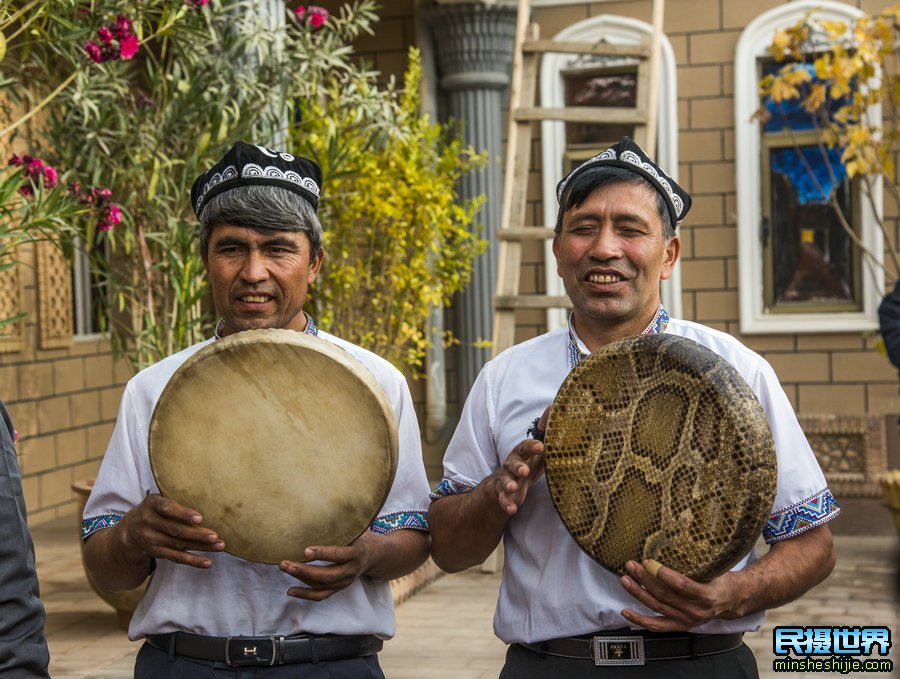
[0,242,127,526]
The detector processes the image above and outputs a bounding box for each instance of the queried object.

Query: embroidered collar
[214,312,319,340]
[567,305,670,370]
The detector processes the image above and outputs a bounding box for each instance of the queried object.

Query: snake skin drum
[148,328,398,564]
[543,333,777,582]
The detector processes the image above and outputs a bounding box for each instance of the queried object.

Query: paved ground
[35,517,897,678]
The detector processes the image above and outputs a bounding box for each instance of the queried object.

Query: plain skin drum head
[148,329,399,564]
[543,333,777,582]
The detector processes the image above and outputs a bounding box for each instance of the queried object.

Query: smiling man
[81,142,430,679]
[428,137,840,678]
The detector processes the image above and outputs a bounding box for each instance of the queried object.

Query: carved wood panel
[0,244,25,353]
[798,414,887,498]
[36,240,73,349]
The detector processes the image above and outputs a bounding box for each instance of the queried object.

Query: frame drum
[543,333,777,582]
[148,328,398,564]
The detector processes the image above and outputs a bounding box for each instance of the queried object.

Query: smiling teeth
[242,295,269,303]
[589,274,621,284]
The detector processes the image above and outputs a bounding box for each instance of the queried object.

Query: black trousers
[134,642,386,679]
[499,641,759,679]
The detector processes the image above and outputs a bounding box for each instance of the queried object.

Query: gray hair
[199,184,324,262]
[555,165,675,241]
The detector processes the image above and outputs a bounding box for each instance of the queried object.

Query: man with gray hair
[82,142,431,678]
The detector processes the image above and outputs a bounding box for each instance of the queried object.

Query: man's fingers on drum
[620,573,711,629]
[500,498,520,516]
[279,561,351,587]
[155,547,214,569]
[145,495,203,525]
[638,560,704,597]
[626,561,714,611]
[302,545,356,564]
[151,525,223,553]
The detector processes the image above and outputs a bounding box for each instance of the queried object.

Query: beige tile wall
[0,244,127,526]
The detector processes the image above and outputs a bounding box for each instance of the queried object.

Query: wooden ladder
[490,0,666,358]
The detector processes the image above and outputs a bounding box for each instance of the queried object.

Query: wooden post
[645,0,665,155]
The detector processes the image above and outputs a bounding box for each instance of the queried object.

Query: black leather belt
[146,632,383,667]
[520,631,744,667]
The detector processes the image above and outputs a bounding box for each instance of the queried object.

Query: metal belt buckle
[591,635,646,666]
[225,636,278,667]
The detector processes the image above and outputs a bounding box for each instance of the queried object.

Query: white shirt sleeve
[751,358,840,543]
[82,381,157,540]
[431,366,498,499]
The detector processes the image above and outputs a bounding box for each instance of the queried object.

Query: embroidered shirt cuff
[429,477,476,502]
[369,510,429,535]
[82,513,123,542]
[764,488,840,544]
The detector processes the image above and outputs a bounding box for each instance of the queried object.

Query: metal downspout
[416,0,449,443]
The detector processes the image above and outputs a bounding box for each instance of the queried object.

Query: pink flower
[107,204,122,224]
[118,34,140,60]
[93,187,112,200]
[27,157,44,174]
[307,6,328,28]
[98,26,113,45]
[115,15,133,37]
[99,204,122,230]
[13,155,60,192]
[294,6,306,19]
[13,430,19,443]
[43,165,58,189]
[84,39,104,64]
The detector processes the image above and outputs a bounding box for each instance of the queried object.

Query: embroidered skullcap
[191,141,322,217]
[556,136,691,226]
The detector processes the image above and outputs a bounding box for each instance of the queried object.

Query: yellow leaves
[766,79,795,103]
[293,48,486,373]
[820,20,848,41]
[847,126,870,147]
[771,29,791,57]
[802,82,827,112]
[758,6,900,189]
[785,65,812,86]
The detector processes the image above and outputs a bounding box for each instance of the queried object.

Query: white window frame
[73,245,102,340]
[734,1,882,334]
[540,14,681,331]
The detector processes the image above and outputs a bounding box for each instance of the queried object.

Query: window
[563,68,638,162]
[540,15,681,330]
[760,60,860,312]
[735,1,881,334]
[72,244,106,338]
